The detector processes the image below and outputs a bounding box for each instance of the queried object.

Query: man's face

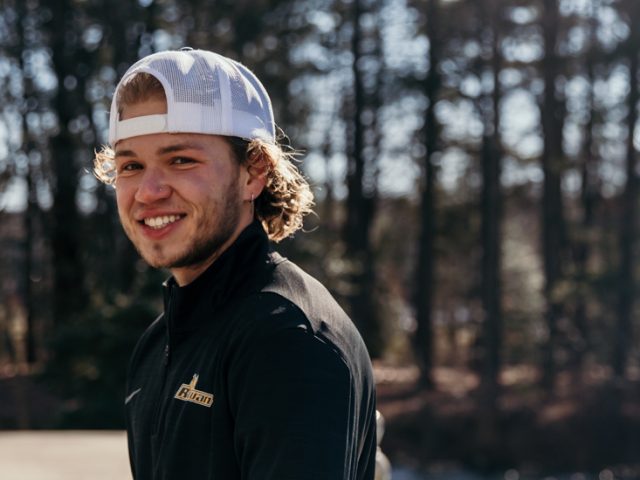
[113,98,252,285]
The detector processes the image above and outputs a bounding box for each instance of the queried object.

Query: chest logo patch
[174,374,214,408]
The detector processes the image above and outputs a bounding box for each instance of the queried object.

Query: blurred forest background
[2,0,640,476]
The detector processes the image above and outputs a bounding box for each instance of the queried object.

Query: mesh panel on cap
[233,62,273,128]
[145,54,220,107]
[109,49,276,145]
[228,71,252,113]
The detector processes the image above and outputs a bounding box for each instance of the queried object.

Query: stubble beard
[126,180,244,272]
[167,186,241,269]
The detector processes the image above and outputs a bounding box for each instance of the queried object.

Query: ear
[242,151,268,200]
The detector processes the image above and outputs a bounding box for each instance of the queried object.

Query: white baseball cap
[108,48,275,145]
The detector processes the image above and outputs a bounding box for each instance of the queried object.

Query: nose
[134,168,171,204]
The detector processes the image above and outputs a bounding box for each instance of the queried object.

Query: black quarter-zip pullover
[125,222,377,479]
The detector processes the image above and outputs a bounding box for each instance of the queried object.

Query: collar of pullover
[162,221,272,334]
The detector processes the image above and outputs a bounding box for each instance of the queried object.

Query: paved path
[0,431,131,480]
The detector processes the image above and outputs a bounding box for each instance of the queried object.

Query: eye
[172,157,196,165]
[119,162,143,173]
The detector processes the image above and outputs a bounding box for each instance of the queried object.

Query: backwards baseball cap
[108,48,275,145]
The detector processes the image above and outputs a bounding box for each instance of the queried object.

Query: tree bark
[614,15,639,378]
[479,0,503,403]
[93,0,151,297]
[540,0,567,391]
[413,0,441,389]
[343,0,382,356]
[47,0,86,324]
[572,4,599,380]
[472,1,504,459]
[15,0,38,366]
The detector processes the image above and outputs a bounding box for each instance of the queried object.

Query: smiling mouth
[141,214,185,229]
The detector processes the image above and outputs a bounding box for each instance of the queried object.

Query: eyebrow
[157,143,206,155]
[114,149,136,159]
[114,142,205,159]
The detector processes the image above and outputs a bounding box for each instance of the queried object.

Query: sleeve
[228,323,356,480]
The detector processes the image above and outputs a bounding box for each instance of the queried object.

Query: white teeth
[143,215,181,229]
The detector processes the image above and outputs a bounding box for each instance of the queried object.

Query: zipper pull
[164,344,170,365]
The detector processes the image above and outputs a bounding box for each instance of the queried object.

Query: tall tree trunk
[321,129,338,232]
[572,3,599,380]
[614,26,639,379]
[23,169,37,365]
[344,0,381,355]
[47,0,86,324]
[16,0,38,366]
[479,0,503,404]
[540,0,567,391]
[413,0,441,389]
[474,1,504,460]
[97,0,152,296]
[345,0,367,246]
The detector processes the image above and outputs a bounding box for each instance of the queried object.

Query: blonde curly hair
[94,73,314,242]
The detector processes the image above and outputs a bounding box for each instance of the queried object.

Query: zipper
[151,284,175,436]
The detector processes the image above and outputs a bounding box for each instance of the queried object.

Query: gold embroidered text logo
[174,374,214,408]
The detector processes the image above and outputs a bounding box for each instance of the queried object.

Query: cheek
[181,166,236,199]
[115,183,135,214]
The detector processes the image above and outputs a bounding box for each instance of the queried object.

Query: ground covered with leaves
[2,362,640,477]
[375,364,640,476]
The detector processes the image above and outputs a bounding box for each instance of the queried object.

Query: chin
[139,250,179,269]
[143,258,171,270]
[144,250,207,271]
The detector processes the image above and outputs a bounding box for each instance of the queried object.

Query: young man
[94,48,377,479]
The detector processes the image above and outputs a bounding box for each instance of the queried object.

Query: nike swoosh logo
[125,388,142,404]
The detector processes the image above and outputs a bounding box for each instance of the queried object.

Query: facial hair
[125,165,244,272]
[168,182,242,269]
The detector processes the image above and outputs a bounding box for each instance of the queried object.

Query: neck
[171,214,254,287]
